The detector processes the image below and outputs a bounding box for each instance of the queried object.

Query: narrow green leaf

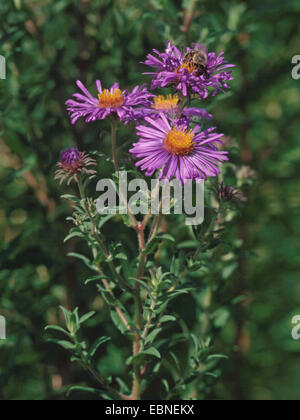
[144,328,162,346]
[64,231,85,243]
[61,194,80,203]
[204,372,219,379]
[89,336,111,358]
[110,311,129,334]
[169,351,181,373]
[160,315,176,323]
[45,325,70,336]
[68,252,92,267]
[126,347,161,366]
[67,253,97,272]
[162,379,169,393]
[49,339,75,350]
[157,233,175,243]
[207,354,229,361]
[67,386,102,397]
[143,347,161,359]
[60,306,71,327]
[85,275,102,285]
[79,311,96,325]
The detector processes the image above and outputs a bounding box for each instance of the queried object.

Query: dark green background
[0,0,300,400]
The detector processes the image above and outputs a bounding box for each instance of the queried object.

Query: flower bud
[55,148,96,185]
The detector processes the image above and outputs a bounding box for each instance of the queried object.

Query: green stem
[141,292,157,342]
[110,119,119,172]
[131,294,143,400]
[132,364,141,400]
[176,93,187,119]
[134,226,146,291]
[136,253,146,281]
[130,211,164,398]
[77,177,85,200]
[148,214,161,243]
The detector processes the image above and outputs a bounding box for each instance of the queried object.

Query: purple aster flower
[144,41,235,99]
[55,148,96,185]
[183,107,213,121]
[130,114,228,184]
[66,80,153,124]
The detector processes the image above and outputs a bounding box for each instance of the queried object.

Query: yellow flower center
[153,94,179,111]
[98,88,125,108]
[177,62,197,74]
[164,127,195,156]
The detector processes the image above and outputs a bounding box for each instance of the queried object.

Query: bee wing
[192,43,208,56]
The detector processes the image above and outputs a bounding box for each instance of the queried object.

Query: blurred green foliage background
[0,0,300,400]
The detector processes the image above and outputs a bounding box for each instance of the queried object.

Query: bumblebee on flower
[144,41,235,99]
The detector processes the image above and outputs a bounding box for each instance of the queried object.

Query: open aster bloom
[151,94,213,124]
[144,41,235,99]
[55,148,96,185]
[130,114,228,184]
[66,80,153,124]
